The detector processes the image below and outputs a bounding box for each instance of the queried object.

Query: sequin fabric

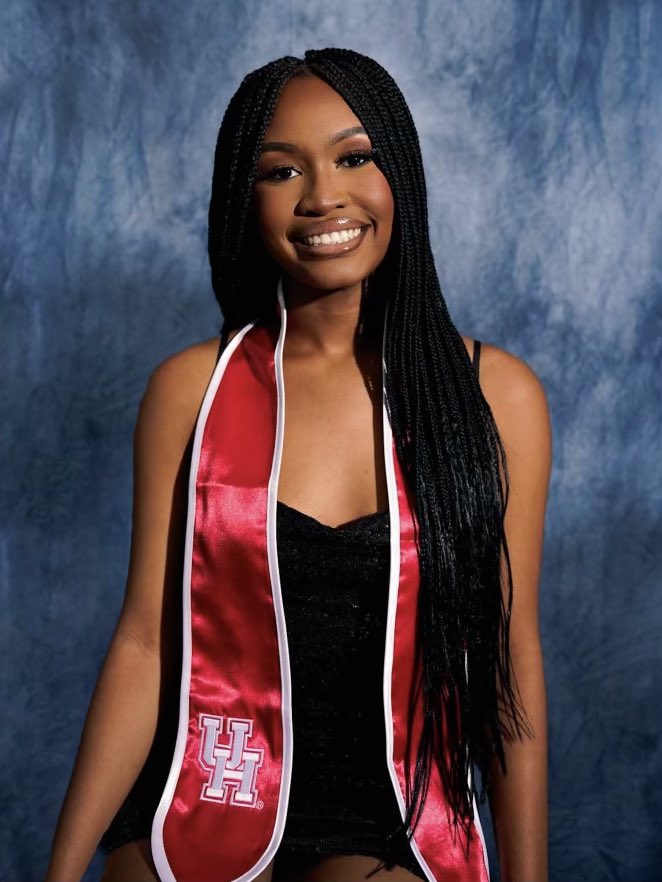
[100,500,426,880]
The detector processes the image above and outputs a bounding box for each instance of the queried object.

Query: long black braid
[208,48,534,864]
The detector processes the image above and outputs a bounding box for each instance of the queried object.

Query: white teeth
[301,227,363,246]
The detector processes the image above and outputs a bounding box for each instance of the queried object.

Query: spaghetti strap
[472,338,481,379]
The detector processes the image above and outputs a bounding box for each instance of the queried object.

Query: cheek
[250,190,290,254]
[364,173,395,232]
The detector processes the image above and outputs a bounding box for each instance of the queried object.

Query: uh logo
[198,715,265,809]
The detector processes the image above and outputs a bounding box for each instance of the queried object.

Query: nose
[295,167,347,216]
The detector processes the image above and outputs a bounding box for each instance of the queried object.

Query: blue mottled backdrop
[1,2,660,881]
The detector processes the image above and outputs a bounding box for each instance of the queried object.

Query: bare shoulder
[477,340,552,474]
[140,336,223,444]
[141,328,245,441]
[114,334,226,651]
[470,342,553,656]
[148,335,222,399]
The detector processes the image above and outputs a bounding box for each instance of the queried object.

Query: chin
[286,259,379,291]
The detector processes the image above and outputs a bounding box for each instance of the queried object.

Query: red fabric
[159,325,283,880]
[151,307,489,882]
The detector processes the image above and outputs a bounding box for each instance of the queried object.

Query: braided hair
[207,48,533,862]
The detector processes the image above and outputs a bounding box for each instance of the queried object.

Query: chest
[276,354,387,526]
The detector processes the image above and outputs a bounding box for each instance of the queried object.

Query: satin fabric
[150,280,489,882]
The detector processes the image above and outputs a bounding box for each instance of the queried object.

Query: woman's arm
[480,345,553,882]
[44,636,163,882]
[44,343,217,882]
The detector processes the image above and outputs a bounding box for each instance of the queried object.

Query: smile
[293,225,369,258]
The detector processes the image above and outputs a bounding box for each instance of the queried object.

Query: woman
[46,49,551,882]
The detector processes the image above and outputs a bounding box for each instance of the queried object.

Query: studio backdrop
[1,2,660,881]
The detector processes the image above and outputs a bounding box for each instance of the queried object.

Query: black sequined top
[99,499,425,879]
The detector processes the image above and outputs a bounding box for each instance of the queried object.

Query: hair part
[208,47,533,868]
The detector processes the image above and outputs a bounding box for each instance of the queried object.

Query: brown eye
[336,149,375,168]
[256,165,302,183]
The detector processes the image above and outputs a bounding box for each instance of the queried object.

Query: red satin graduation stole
[150,279,490,882]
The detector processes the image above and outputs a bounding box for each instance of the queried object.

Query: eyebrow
[260,126,369,154]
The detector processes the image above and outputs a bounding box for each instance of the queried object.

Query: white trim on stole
[224,279,295,880]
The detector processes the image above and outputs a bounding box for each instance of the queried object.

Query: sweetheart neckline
[276,499,389,532]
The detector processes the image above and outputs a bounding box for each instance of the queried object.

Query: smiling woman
[46,48,550,882]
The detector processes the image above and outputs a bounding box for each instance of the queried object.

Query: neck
[280,276,386,359]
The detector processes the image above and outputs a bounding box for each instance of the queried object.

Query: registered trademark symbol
[257,800,264,810]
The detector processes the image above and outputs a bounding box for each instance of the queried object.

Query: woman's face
[251,74,394,295]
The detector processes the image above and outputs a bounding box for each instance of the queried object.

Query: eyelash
[257,148,377,183]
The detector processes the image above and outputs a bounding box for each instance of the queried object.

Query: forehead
[263,75,363,143]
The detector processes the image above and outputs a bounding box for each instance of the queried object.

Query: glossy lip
[292,224,370,260]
